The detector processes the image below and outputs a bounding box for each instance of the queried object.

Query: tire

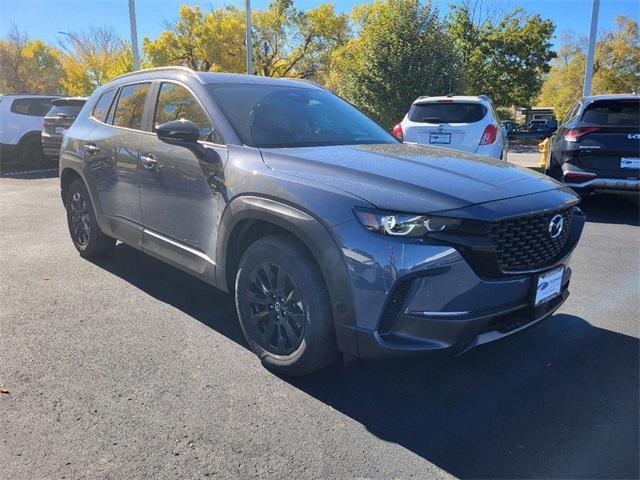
[545,155,563,181]
[65,178,116,258]
[235,234,338,376]
[20,134,46,169]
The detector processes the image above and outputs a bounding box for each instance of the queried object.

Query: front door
[138,81,227,278]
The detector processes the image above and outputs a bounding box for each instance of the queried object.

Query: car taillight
[563,127,600,142]
[479,124,497,145]
[392,123,403,141]
[563,171,597,182]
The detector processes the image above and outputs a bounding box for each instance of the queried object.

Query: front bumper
[332,199,585,359]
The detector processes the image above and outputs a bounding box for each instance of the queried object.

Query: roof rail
[478,94,492,102]
[110,66,195,82]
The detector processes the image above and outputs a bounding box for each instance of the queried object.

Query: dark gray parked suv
[59,67,585,375]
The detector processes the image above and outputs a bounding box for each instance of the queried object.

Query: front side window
[11,97,56,116]
[154,83,217,142]
[207,84,396,148]
[92,89,116,123]
[112,83,151,130]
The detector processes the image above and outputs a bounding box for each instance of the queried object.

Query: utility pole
[583,0,600,96]
[128,0,140,70]
[245,0,253,75]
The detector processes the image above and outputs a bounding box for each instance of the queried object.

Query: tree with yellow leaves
[58,27,134,96]
[537,16,640,119]
[0,25,63,94]
[142,5,246,73]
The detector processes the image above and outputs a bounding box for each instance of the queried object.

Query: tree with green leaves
[327,0,460,128]
[538,16,640,118]
[0,25,63,94]
[446,0,555,107]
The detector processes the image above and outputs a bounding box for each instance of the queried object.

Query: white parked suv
[0,94,60,170]
[393,95,508,160]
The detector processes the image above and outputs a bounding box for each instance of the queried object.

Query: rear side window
[92,90,116,123]
[11,97,56,116]
[581,100,640,127]
[408,102,487,123]
[47,104,84,118]
[154,82,219,143]
[112,83,151,130]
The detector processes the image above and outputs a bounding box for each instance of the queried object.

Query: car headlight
[353,208,461,237]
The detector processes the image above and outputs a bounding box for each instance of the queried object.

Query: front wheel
[235,234,338,376]
[65,179,116,258]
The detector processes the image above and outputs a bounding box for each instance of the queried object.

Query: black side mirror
[156,119,200,148]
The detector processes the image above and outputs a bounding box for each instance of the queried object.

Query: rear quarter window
[92,89,117,123]
[581,100,640,126]
[409,102,487,123]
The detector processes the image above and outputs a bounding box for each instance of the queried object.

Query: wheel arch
[60,167,84,204]
[18,130,42,146]
[216,195,358,354]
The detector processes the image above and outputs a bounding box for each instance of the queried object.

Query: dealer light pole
[128,0,140,70]
[583,0,600,96]
[245,0,253,75]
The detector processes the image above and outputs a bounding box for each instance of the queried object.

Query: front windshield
[207,84,397,148]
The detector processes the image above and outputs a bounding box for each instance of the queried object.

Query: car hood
[260,143,564,213]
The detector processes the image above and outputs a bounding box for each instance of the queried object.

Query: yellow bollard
[538,137,549,169]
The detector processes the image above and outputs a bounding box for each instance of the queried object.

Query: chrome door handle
[84,143,100,154]
[141,154,158,170]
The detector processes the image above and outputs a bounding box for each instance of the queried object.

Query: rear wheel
[65,179,115,258]
[235,235,338,376]
[545,155,563,181]
[20,135,46,168]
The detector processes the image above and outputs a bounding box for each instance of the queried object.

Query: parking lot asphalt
[1,171,639,480]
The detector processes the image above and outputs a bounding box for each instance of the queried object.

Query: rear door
[572,99,640,179]
[83,82,153,247]
[402,100,487,153]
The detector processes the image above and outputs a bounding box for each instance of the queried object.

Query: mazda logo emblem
[548,214,564,239]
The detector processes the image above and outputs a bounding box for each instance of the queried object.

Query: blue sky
[0,0,638,50]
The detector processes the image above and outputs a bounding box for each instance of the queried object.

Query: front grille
[489,207,574,272]
[377,279,413,335]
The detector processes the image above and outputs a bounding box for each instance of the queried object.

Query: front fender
[215,195,358,355]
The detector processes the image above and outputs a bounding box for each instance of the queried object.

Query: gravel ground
[1,172,639,479]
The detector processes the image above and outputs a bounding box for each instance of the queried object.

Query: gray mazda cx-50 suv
[59,67,585,376]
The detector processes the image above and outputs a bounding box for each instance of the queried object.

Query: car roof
[582,93,639,103]
[50,97,87,106]
[0,93,61,98]
[110,67,323,90]
[413,95,490,105]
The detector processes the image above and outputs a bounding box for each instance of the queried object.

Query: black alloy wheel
[65,178,115,258]
[246,262,306,355]
[68,191,91,249]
